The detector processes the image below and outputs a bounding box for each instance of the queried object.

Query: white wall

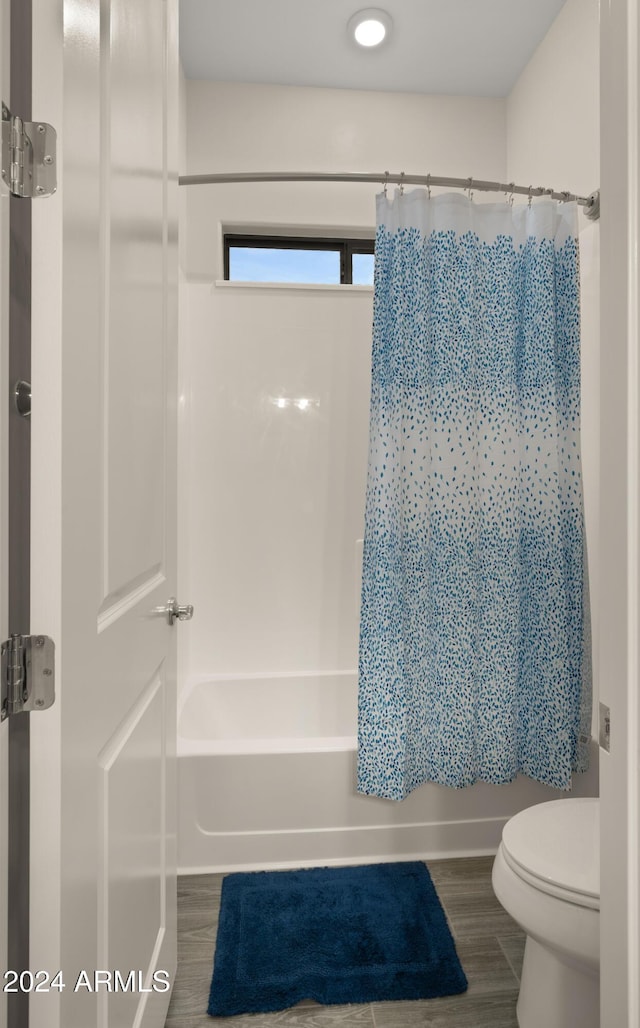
[507,0,601,741]
[181,83,506,687]
[185,82,506,281]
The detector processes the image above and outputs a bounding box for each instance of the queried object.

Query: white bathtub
[177,671,600,873]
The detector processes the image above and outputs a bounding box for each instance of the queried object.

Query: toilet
[492,797,599,1028]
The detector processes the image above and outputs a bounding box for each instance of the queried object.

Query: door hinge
[1,102,57,198]
[1,635,55,721]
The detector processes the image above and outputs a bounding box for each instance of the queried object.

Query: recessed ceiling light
[348,8,393,49]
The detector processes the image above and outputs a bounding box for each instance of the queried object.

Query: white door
[30,0,180,1025]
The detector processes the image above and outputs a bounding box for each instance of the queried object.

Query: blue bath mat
[207,861,467,1016]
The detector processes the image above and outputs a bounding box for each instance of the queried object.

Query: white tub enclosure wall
[179,3,599,872]
[183,85,507,681]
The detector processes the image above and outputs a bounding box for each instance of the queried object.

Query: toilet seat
[501,797,599,911]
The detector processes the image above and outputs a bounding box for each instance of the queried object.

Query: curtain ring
[506,182,515,207]
[466,176,474,202]
[383,170,389,197]
[399,171,405,196]
[528,185,533,209]
[426,172,431,199]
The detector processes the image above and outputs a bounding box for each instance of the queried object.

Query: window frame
[223,233,375,285]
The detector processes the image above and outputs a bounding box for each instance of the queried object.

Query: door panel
[99,668,166,1028]
[105,0,167,604]
[61,0,178,1020]
[29,0,178,1023]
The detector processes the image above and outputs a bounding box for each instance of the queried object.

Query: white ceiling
[179,0,568,98]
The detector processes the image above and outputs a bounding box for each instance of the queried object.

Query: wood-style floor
[165,857,525,1028]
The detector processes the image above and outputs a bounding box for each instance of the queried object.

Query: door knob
[161,597,194,626]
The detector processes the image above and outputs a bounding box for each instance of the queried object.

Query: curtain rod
[178,171,600,220]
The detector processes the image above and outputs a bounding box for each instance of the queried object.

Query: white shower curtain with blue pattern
[357,189,592,800]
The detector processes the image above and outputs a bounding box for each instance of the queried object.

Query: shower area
[177,0,600,873]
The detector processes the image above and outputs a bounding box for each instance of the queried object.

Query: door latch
[158,598,194,626]
[1,634,55,721]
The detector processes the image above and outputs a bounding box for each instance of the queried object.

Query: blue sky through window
[229,247,341,284]
[352,252,375,285]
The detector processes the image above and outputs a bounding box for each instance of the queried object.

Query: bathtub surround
[358,191,591,799]
[177,673,597,873]
[179,0,599,871]
[182,86,506,682]
[208,862,467,1016]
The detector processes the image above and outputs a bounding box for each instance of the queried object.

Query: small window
[224,234,375,285]
[352,250,376,285]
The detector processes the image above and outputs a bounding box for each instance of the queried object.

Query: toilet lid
[501,798,599,909]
